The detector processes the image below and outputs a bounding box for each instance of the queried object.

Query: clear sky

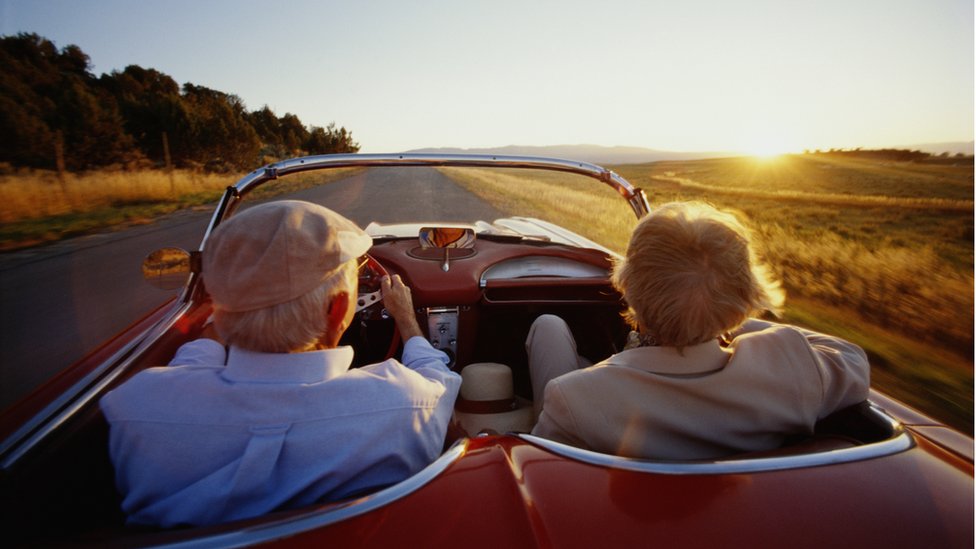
[2,0,972,154]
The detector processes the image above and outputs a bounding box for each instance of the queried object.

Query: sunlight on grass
[0,167,360,249]
[437,167,637,253]
[0,169,239,223]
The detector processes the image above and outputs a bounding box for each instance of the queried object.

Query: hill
[405,144,734,164]
[903,140,974,156]
[407,142,975,164]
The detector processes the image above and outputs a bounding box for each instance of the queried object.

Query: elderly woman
[527,202,869,460]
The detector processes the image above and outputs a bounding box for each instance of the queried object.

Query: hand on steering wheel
[355,254,400,360]
[381,274,423,341]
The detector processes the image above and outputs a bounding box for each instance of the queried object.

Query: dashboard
[358,237,627,378]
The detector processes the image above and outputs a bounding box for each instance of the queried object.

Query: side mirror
[142,247,193,290]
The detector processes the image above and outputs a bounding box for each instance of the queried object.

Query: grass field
[440,154,974,432]
[0,167,359,250]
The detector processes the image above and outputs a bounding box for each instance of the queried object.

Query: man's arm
[381,274,457,375]
[734,318,870,418]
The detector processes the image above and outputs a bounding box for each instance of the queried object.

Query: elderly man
[101,200,460,527]
[527,202,869,460]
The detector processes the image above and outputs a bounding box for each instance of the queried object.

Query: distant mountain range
[903,141,974,156]
[405,145,734,165]
[406,141,974,164]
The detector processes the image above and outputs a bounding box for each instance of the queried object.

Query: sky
[1,0,972,155]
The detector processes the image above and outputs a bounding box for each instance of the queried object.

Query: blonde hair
[213,261,357,352]
[612,202,784,349]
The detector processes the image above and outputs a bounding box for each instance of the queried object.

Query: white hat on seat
[454,362,535,436]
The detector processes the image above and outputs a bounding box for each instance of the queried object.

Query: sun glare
[751,149,783,160]
[744,142,791,159]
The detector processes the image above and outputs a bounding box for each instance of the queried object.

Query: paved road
[0,167,505,410]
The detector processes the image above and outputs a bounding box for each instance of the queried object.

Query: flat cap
[203,200,371,312]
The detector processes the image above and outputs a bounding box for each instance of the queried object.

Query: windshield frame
[183,154,649,305]
[221,153,646,221]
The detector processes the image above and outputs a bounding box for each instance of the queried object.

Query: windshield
[234,164,639,253]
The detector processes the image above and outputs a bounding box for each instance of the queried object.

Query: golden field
[0,167,359,249]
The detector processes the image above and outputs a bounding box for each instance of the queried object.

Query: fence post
[162,131,175,197]
[54,130,67,195]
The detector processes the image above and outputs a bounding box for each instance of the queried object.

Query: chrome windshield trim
[0,301,191,469]
[515,405,914,475]
[152,440,468,549]
[221,153,650,222]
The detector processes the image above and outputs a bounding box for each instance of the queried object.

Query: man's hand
[381,275,423,341]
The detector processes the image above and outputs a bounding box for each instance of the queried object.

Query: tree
[0,33,137,169]
[247,106,285,159]
[102,65,191,166]
[0,33,361,171]
[278,113,309,156]
[305,122,360,154]
[53,74,137,169]
[181,83,261,170]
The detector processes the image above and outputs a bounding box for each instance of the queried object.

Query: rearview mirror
[419,227,476,249]
[418,227,476,272]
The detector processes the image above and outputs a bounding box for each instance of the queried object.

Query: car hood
[365,216,615,256]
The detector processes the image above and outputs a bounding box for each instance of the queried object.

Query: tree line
[0,33,359,172]
[803,147,972,163]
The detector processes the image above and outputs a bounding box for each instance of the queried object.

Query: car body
[0,154,972,547]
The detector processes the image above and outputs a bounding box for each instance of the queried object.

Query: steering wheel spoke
[353,254,399,361]
[356,290,382,313]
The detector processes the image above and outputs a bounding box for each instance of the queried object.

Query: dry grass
[654,172,973,211]
[647,154,974,201]
[0,167,360,249]
[0,169,239,223]
[437,167,637,252]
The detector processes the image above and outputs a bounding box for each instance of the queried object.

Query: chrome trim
[222,153,650,221]
[151,440,468,549]
[515,405,914,475]
[479,256,610,288]
[0,302,191,469]
[494,217,617,255]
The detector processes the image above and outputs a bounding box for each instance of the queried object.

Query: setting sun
[741,139,795,159]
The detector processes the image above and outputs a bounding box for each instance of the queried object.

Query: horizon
[2,0,972,155]
[403,140,976,155]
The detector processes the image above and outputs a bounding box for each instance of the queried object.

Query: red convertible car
[0,154,972,547]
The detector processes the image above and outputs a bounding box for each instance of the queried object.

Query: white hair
[612,202,784,349]
[213,261,357,352]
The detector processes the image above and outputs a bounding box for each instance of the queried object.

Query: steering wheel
[354,254,400,361]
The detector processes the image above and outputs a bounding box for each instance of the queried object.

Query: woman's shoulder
[552,352,647,386]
